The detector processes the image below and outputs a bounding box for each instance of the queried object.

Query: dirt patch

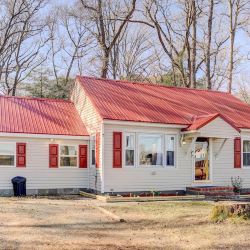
[0,197,249,249]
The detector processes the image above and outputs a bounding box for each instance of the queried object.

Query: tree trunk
[228,0,235,94]
[101,49,109,78]
[191,0,197,88]
[206,0,214,90]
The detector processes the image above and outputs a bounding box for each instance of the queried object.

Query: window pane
[167,136,175,151]
[92,149,96,165]
[126,150,134,166]
[167,151,175,166]
[60,157,77,167]
[243,153,250,166]
[126,134,134,148]
[0,155,14,166]
[60,146,77,156]
[243,141,250,153]
[139,134,163,165]
[0,144,15,155]
[91,138,96,150]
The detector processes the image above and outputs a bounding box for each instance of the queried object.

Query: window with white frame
[138,134,163,166]
[0,143,15,166]
[91,135,96,166]
[166,135,176,166]
[243,140,250,166]
[60,145,77,167]
[125,133,135,166]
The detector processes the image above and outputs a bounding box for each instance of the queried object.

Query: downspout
[88,139,90,190]
[101,121,105,193]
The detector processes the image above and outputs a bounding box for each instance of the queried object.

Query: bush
[231,176,243,193]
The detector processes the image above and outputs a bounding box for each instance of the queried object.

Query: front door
[194,138,210,182]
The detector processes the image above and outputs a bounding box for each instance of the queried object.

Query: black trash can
[11,176,26,197]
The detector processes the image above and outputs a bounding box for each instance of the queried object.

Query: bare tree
[79,0,137,78]
[110,27,158,81]
[227,0,249,93]
[48,6,93,87]
[237,78,250,103]
[198,0,229,90]
[144,0,202,88]
[0,0,49,96]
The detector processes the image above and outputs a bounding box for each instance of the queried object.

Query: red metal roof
[184,114,220,131]
[0,96,88,136]
[183,113,240,132]
[77,76,250,130]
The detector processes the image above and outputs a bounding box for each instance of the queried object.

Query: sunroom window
[125,133,135,166]
[0,143,15,166]
[60,145,77,167]
[243,140,250,166]
[138,134,163,166]
[166,135,175,166]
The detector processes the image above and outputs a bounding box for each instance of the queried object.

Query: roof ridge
[0,95,72,103]
[76,75,232,95]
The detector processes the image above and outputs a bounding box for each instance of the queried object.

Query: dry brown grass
[0,197,249,250]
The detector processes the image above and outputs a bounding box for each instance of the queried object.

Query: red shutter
[113,132,122,168]
[79,145,88,168]
[49,144,58,168]
[96,132,100,168]
[234,137,241,168]
[16,143,26,167]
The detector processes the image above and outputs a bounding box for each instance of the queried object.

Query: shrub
[231,176,243,193]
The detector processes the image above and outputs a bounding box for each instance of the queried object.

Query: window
[166,135,176,166]
[0,143,15,166]
[125,133,135,166]
[91,136,96,166]
[60,145,77,167]
[243,140,250,166]
[138,134,163,166]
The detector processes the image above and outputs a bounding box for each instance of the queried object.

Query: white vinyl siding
[0,136,89,190]
[103,123,189,193]
[70,80,103,192]
[103,119,250,193]
[199,117,238,138]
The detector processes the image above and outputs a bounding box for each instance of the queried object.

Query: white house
[0,75,250,195]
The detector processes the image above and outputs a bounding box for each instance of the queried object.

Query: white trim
[165,134,177,168]
[0,142,16,167]
[181,130,199,135]
[103,119,187,128]
[240,129,250,132]
[192,138,213,183]
[59,144,78,168]
[0,132,89,140]
[123,132,135,167]
[121,131,179,169]
[90,134,96,168]
[241,139,250,169]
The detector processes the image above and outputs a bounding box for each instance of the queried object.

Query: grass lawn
[0,197,249,250]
